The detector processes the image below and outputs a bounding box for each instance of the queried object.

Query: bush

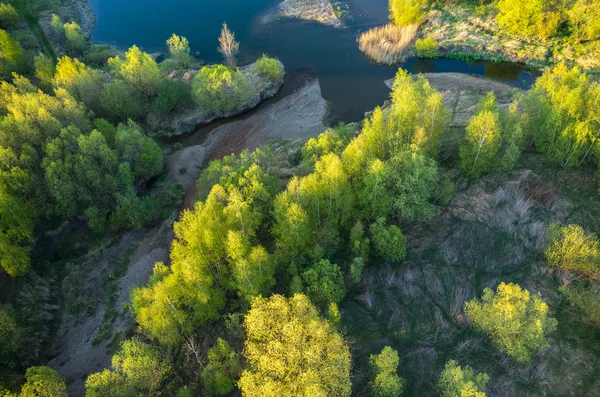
[152,78,191,117]
[166,33,192,67]
[0,3,19,29]
[390,0,426,26]
[254,54,284,83]
[545,224,600,279]
[415,37,438,58]
[100,80,142,122]
[465,282,557,362]
[64,21,85,52]
[561,283,600,327]
[50,14,63,35]
[34,53,55,88]
[370,218,407,263]
[192,64,254,115]
[201,338,241,396]
[0,29,25,79]
[438,360,489,397]
[370,346,404,397]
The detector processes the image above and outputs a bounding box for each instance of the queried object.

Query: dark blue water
[88,0,539,122]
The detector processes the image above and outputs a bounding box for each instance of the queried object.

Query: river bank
[264,0,344,28]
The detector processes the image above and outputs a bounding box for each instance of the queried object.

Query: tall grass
[358,24,418,65]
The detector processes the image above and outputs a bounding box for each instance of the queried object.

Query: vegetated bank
[264,0,345,28]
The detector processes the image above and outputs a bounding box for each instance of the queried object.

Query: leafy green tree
[302,259,347,307]
[415,37,438,58]
[465,282,558,362]
[545,224,600,279]
[349,257,366,284]
[0,29,25,79]
[0,182,34,276]
[370,346,404,397]
[568,0,600,43]
[166,34,192,67]
[201,338,241,396]
[109,46,163,97]
[20,366,67,397]
[370,218,407,263]
[0,3,19,29]
[100,80,142,122]
[254,54,284,84]
[151,78,191,116]
[50,14,64,35]
[34,53,55,89]
[302,123,355,163]
[390,0,426,26]
[114,121,163,180]
[0,304,22,362]
[109,191,157,230]
[192,64,253,115]
[238,294,352,397]
[53,56,103,112]
[438,360,489,397]
[86,337,170,396]
[496,0,562,38]
[459,93,502,178]
[64,21,85,52]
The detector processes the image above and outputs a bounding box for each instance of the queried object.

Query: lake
[88,0,539,122]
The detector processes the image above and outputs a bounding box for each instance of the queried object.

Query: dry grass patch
[358,24,419,65]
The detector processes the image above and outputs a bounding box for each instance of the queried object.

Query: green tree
[0,3,19,29]
[34,53,55,89]
[302,123,355,163]
[390,0,426,26]
[86,337,170,396]
[459,93,502,178]
[20,366,67,397]
[0,182,34,276]
[545,223,600,279]
[370,218,407,263]
[50,14,64,35]
[465,282,558,362]
[100,80,142,122]
[438,360,488,397]
[192,64,253,115]
[151,78,191,116]
[0,304,22,362]
[52,56,103,112]
[166,34,192,67]
[301,259,347,307]
[254,54,284,84]
[201,338,241,396]
[114,121,163,180]
[370,346,404,397]
[109,46,163,97]
[0,29,25,79]
[496,0,562,38]
[238,294,352,397]
[568,0,600,43]
[64,21,85,52]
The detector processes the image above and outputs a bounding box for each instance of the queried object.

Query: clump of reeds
[358,23,419,65]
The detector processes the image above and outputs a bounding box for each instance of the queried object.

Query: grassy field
[342,149,600,396]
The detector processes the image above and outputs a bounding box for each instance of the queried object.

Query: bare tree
[218,22,240,68]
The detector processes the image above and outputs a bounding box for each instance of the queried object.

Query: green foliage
[201,338,241,396]
[0,3,19,29]
[53,56,103,112]
[561,283,600,326]
[109,191,157,230]
[526,64,600,167]
[254,54,284,83]
[238,294,352,397]
[192,64,254,115]
[33,53,55,88]
[349,257,366,284]
[109,46,163,97]
[0,305,22,362]
[114,121,163,181]
[438,360,488,397]
[545,223,600,279]
[63,21,85,52]
[302,259,347,307]
[151,78,191,117]
[370,218,407,263]
[86,337,170,396]
[20,366,67,397]
[166,33,192,67]
[415,37,438,58]
[0,183,34,276]
[567,0,600,43]
[50,14,63,35]
[390,0,426,26]
[496,0,561,38]
[0,29,25,79]
[370,346,404,397]
[100,80,142,122]
[465,282,558,362]
[302,123,355,163]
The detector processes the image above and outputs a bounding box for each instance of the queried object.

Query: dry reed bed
[358,24,419,65]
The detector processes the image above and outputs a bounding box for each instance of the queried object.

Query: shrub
[34,53,55,88]
[152,78,191,116]
[438,360,489,397]
[350,257,366,284]
[201,338,241,396]
[100,80,142,122]
[465,282,558,362]
[192,64,254,115]
[0,29,25,79]
[415,37,438,58]
[64,21,85,52]
[358,24,418,65]
[370,346,404,397]
[0,3,19,29]
[545,224,600,279]
[370,218,407,263]
[561,283,600,327]
[390,0,426,26]
[254,54,284,83]
[302,259,347,307]
[166,33,192,67]
[50,14,63,35]
[20,366,67,396]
